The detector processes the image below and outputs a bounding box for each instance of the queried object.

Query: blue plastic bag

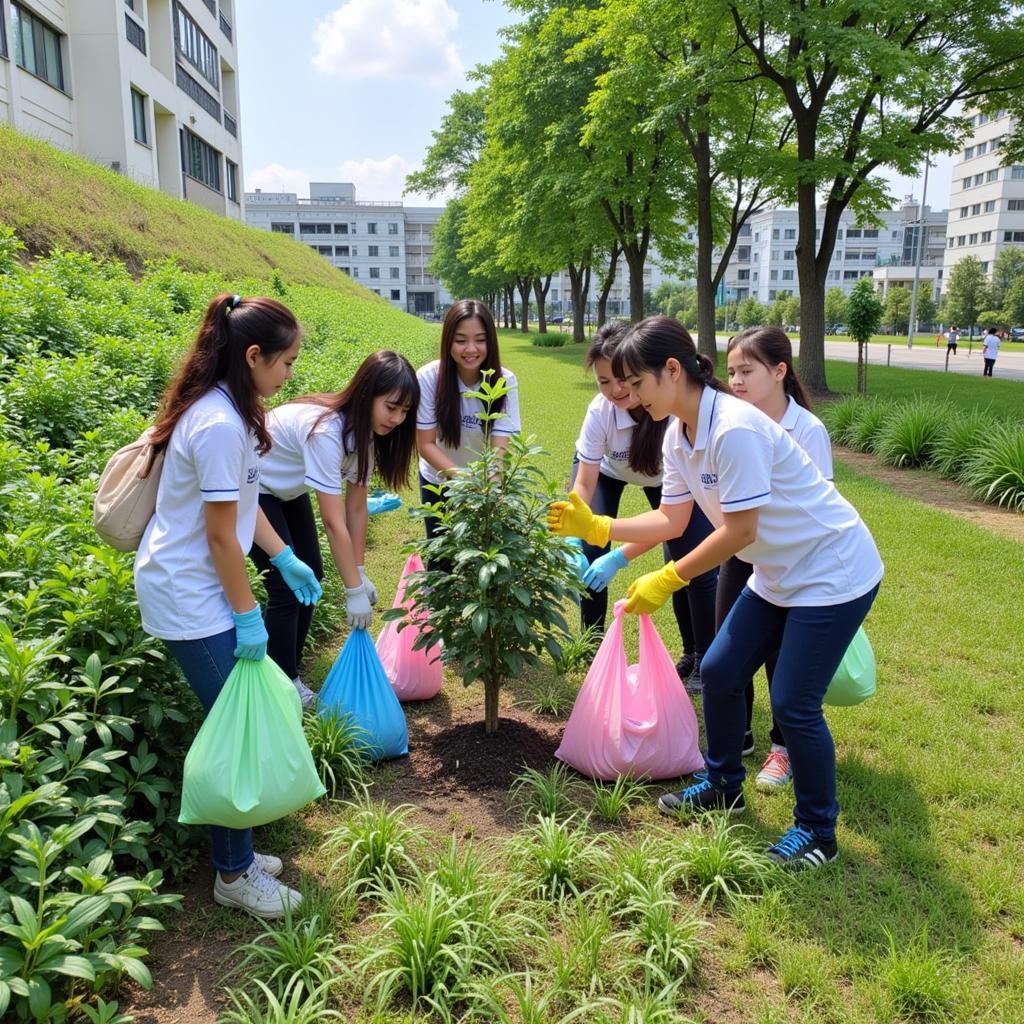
[319,628,409,759]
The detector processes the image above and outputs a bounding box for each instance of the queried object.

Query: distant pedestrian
[946,326,959,355]
[982,326,1000,377]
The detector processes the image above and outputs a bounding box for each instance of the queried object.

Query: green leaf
[471,609,488,637]
[28,975,51,1020]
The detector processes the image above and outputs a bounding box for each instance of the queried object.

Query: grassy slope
[333,329,1023,1022]
[0,125,361,287]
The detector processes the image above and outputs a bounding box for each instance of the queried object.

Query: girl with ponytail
[723,327,834,792]
[549,315,883,872]
[136,293,320,919]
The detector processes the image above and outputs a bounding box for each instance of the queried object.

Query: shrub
[959,420,1024,510]
[677,819,775,908]
[510,762,583,819]
[930,406,998,480]
[302,712,370,799]
[531,333,569,347]
[874,398,947,468]
[505,815,606,899]
[818,395,862,448]
[847,397,891,454]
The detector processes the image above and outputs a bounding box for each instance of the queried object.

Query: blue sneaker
[657,777,746,816]
[767,825,838,870]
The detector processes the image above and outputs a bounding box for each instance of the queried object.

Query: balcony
[176,64,221,121]
[223,111,237,137]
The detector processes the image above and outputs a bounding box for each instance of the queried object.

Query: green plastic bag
[823,626,876,707]
[179,657,326,828]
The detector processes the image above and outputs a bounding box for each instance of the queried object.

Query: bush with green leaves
[388,372,584,734]
[874,398,947,468]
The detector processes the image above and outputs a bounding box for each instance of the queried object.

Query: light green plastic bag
[823,626,876,707]
[179,656,326,828]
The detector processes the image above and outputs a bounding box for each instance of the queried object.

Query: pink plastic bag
[375,553,443,701]
[555,601,704,781]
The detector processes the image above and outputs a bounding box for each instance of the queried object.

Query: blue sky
[236,0,950,213]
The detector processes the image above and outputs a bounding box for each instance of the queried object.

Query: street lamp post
[906,156,931,349]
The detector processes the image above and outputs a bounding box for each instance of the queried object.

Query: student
[416,300,520,539]
[723,327,834,791]
[946,326,959,355]
[571,322,718,681]
[253,350,420,707]
[548,316,883,870]
[981,326,1000,377]
[135,293,321,917]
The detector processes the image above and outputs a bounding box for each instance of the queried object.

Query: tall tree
[943,256,990,341]
[728,0,1024,391]
[884,288,913,334]
[847,278,883,394]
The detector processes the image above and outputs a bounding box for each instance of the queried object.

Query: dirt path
[835,446,1024,543]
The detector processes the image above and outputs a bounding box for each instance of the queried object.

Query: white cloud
[338,154,426,201]
[312,0,462,82]
[244,163,311,197]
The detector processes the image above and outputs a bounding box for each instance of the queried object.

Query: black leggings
[716,554,784,747]
[250,492,324,681]
[570,466,719,658]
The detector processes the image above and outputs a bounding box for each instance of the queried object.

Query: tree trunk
[533,275,551,334]
[484,674,500,734]
[517,276,531,333]
[857,341,866,394]
[691,117,720,363]
[568,262,590,343]
[505,284,516,330]
[596,241,620,328]
[622,243,646,323]
[794,146,829,392]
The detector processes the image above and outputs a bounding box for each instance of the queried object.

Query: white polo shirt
[416,359,521,485]
[575,393,662,487]
[661,388,883,606]
[134,385,261,640]
[260,403,366,501]
[780,397,833,480]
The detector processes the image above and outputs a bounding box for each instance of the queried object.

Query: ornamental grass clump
[677,819,775,909]
[959,420,1024,510]
[875,398,948,468]
[388,371,585,734]
[848,397,891,454]
[818,394,862,447]
[302,710,370,799]
[930,406,998,480]
[506,814,607,900]
[510,762,583,819]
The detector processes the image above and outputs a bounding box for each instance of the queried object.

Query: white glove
[357,565,378,606]
[345,583,374,630]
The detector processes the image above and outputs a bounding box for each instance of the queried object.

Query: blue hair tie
[226,294,242,314]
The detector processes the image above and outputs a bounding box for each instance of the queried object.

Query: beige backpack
[92,431,165,551]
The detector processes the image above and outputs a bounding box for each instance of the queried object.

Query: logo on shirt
[461,413,483,430]
[700,472,718,488]
[610,448,630,462]
[247,464,260,485]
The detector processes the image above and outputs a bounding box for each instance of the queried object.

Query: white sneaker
[755,745,793,791]
[213,864,302,919]
[292,677,317,710]
[253,851,283,877]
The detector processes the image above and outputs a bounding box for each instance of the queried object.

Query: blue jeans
[165,629,254,875]
[701,583,880,839]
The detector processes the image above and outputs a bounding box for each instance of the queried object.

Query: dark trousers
[717,555,784,747]
[702,583,879,839]
[419,472,453,575]
[250,492,324,681]
[947,341,958,355]
[983,357,995,376]
[569,465,718,657]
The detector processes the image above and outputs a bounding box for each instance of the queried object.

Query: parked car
[1010,326,1024,340]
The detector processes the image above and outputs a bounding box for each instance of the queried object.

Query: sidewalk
[716,334,1024,382]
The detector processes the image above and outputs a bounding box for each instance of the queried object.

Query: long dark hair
[612,315,730,397]
[436,299,505,448]
[586,320,666,478]
[727,327,812,410]
[151,293,301,456]
[293,351,420,489]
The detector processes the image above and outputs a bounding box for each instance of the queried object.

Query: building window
[390,267,400,279]
[369,267,380,279]
[737,269,750,281]
[389,245,400,257]
[300,223,332,234]
[174,2,219,90]
[960,207,969,218]
[847,228,862,238]
[388,223,399,235]
[0,1,6,58]
[367,245,379,257]
[1004,231,1024,243]
[844,271,859,280]
[226,159,238,203]
[771,228,779,240]
[974,173,984,186]
[351,268,358,277]
[336,245,349,256]
[333,223,348,234]
[271,222,294,234]
[969,233,978,245]
[971,204,981,216]
[317,245,332,256]
[181,128,221,192]
[784,228,796,239]
[1011,166,1024,180]
[957,236,966,246]
[986,169,998,182]
[367,222,378,234]
[981,231,992,242]
[962,177,971,190]
[1008,199,1024,212]
[782,270,794,281]
[125,12,146,53]
[339,267,350,275]
[11,4,65,91]
[984,200,996,213]
[130,88,148,144]
[390,289,401,300]
[770,270,778,281]
[963,145,974,159]
[947,237,954,248]
[783,250,794,260]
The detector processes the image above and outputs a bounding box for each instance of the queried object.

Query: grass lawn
[822,333,1024,355]
[166,326,1024,1024]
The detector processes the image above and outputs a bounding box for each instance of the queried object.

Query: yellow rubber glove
[625,561,689,615]
[547,491,612,548]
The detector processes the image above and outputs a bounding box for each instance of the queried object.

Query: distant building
[942,108,1024,290]
[244,182,452,314]
[0,0,245,219]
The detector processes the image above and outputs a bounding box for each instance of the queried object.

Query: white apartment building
[245,183,452,314]
[0,0,244,219]
[942,109,1024,288]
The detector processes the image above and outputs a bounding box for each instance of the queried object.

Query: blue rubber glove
[582,547,629,593]
[270,545,323,606]
[232,606,268,661]
[564,537,590,580]
[368,491,402,515]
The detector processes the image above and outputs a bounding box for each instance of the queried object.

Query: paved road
[715,334,1024,383]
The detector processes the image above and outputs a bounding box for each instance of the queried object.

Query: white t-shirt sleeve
[416,364,438,429]
[800,421,834,480]
[714,426,773,512]
[659,431,693,506]
[575,402,607,464]
[191,421,246,502]
[491,371,521,436]
[304,425,346,494]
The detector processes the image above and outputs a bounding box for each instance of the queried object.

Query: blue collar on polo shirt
[677,386,720,453]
